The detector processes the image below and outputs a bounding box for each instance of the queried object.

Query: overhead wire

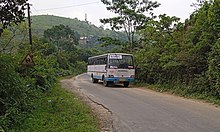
[33,1,100,12]
[32,5,39,14]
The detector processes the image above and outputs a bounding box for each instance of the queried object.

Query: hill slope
[31,15,126,40]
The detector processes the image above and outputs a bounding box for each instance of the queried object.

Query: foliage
[31,15,127,40]
[0,51,60,131]
[0,54,37,130]
[100,0,160,52]
[0,21,91,131]
[44,24,79,53]
[13,83,99,132]
[208,39,220,98]
[1,0,220,130]
[0,0,28,36]
[0,23,28,53]
[99,36,126,51]
[135,0,220,100]
[30,15,128,51]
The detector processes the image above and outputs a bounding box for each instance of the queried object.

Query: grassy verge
[13,83,99,132]
[136,83,220,106]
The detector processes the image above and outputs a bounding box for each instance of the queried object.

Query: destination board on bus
[109,54,122,59]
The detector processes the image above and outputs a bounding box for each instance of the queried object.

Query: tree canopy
[0,0,28,36]
[100,0,160,52]
[44,24,79,52]
[135,0,220,98]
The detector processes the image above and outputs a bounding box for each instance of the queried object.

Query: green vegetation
[100,0,160,52]
[1,0,220,131]
[0,0,28,36]
[32,15,96,36]
[101,0,220,103]
[31,15,126,39]
[13,83,99,132]
[134,0,220,100]
[0,16,99,131]
[31,15,127,50]
[0,54,38,130]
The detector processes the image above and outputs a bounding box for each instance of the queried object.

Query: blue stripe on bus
[105,77,135,82]
[93,75,135,82]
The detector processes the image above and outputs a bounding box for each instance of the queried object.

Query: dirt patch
[60,77,113,132]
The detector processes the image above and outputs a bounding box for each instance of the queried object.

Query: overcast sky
[28,0,195,27]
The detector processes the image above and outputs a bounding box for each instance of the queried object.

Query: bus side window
[94,59,96,65]
[92,59,95,65]
[101,58,104,65]
[104,57,107,64]
[98,58,101,65]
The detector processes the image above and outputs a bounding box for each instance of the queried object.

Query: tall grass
[13,83,99,132]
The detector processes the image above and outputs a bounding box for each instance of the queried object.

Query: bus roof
[88,53,133,59]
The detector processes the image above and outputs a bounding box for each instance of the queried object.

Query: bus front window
[109,55,134,69]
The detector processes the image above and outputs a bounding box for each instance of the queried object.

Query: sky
[28,0,195,27]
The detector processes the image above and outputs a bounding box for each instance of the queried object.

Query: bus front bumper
[105,77,135,83]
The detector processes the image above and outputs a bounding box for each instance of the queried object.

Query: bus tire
[92,78,98,83]
[103,79,109,87]
[123,82,129,87]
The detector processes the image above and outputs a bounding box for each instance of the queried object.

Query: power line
[34,1,100,12]
[32,5,39,14]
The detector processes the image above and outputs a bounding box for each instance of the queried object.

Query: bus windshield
[109,55,134,69]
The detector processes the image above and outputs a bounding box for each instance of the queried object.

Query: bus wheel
[103,79,109,87]
[123,82,129,87]
[92,78,98,83]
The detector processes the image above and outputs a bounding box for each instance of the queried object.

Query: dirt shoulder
[60,77,113,132]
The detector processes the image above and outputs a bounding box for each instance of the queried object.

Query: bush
[208,39,220,98]
[0,53,59,131]
[191,73,210,94]
[74,61,87,74]
[0,55,35,130]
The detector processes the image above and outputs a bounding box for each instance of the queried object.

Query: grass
[13,83,99,132]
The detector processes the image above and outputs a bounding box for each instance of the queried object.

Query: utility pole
[27,3,33,52]
[20,3,35,69]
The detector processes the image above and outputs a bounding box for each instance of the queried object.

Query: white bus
[87,53,135,87]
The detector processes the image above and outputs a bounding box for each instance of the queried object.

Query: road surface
[63,74,220,132]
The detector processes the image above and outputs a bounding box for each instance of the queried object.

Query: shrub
[0,55,33,130]
[208,39,220,98]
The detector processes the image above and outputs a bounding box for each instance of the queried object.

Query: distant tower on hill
[85,13,88,23]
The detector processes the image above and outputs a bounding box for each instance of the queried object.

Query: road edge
[60,74,114,132]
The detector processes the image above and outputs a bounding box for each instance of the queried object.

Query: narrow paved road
[68,74,220,132]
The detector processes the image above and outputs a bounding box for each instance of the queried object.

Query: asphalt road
[71,74,220,132]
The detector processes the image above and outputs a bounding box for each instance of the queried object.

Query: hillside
[31,15,126,39]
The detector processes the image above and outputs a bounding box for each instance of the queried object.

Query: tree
[0,23,28,54]
[44,24,81,70]
[191,0,214,11]
[100,0,160,52]
[0,0,28,36]
[44,24,79,52]
[136,14,181,83]
[134,0,220,98]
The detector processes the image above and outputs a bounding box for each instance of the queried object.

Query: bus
[87,53,135,87]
